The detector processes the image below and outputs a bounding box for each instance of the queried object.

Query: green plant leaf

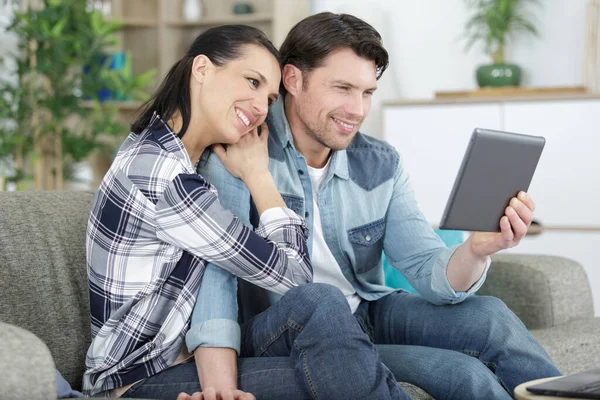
[462,0,541,56]
[0,0,157,187]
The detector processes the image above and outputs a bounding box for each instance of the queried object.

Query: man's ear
[282,64,304,96]
[191,55,212,85]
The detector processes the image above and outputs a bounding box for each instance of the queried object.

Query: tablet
[438,128,545,232]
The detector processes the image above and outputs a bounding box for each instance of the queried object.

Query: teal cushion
[383,230,464,293]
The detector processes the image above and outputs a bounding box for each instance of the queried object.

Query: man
[190,12,561,399]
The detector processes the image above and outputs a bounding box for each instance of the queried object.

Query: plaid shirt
[83,113,312,396]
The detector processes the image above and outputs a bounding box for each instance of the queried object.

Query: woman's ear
[191,55,212,85]
[282,64,303,97]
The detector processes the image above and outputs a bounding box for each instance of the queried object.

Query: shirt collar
[269,98,349,181]
[330,149,349,180]
[268,98,295,148]
[147,111,195,171]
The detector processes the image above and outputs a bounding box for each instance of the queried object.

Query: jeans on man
[123,283,407,400]
[354,291,561,400]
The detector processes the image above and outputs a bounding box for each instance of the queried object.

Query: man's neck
[284,96,332,169]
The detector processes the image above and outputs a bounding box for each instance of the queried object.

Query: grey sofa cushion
[0,322,57,399]
[399,382,432,400]
[0,191,95,390]
[532,318,600,376]
[480,254,594,329]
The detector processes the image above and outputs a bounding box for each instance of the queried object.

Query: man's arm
[187,265,241,390]
[446,191,535,291]
[193,347,238,392]
[186,152,252,351]
[383,154,490,305]
[186,153,252,390]
[445,236,488,292]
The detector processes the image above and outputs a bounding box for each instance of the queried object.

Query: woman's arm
[156,123,311,293]
[155,173,311,293]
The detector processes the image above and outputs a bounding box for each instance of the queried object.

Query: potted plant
[464,0,540,88]
[0,0,155,190]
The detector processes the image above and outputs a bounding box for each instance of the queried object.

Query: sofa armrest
[478,254,594,329]
[0,322,56,400]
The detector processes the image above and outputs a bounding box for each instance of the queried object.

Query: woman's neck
[168,112,206,167]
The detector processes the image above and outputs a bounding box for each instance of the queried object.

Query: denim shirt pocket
[281,194,304,217]
[348,218,386,274]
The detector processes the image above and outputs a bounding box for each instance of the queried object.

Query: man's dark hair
[278,12,389,95]
[131,25,281,138]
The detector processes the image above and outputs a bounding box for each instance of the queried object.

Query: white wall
[313,0,589,138]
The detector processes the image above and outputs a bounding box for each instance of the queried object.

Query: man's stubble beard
[297,98,359,151]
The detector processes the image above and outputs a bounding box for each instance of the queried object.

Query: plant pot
[233,2,254,14]
[476,63,522,88]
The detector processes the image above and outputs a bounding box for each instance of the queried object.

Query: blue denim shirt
[186,99,490,354]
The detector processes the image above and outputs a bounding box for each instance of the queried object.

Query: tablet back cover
[439,128,545,232]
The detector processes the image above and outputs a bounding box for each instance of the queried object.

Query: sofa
[0,191,599,400]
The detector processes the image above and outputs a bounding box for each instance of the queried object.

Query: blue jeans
[123,283,407,400]
[355,291,561,399]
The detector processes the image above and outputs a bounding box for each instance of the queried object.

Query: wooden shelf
[108,17,158,28]
[166,13,273,27]
[527,224,600,235]
[383,92,600,107]
[435,86,588,99]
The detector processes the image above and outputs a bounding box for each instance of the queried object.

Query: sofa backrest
[0,191,95,390]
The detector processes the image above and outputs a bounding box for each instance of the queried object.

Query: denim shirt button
[298,169,304,175]
[365,234,372,241]
[305,211,309,217]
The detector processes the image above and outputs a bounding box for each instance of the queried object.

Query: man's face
[294,48,378,151]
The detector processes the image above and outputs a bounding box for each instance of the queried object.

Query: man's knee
[465,296,528,341]
[467,296,515,322]
[284,283,348,312]
[450,356,509,398]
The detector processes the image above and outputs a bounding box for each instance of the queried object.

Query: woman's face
[191,44,281,145]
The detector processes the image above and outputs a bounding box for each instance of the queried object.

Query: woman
[83,25,310,398]
[85,25,404,400]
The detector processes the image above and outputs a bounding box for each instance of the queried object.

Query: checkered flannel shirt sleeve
[155,173,313,294]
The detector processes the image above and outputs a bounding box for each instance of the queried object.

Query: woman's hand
[176,388,256,400]
[213,122,285,214]
[213,123,270,182]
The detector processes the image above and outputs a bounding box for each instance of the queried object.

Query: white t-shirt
[307,159,362,313]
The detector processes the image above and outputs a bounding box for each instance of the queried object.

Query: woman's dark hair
[131,25,281,137]
[279,12,389,96]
